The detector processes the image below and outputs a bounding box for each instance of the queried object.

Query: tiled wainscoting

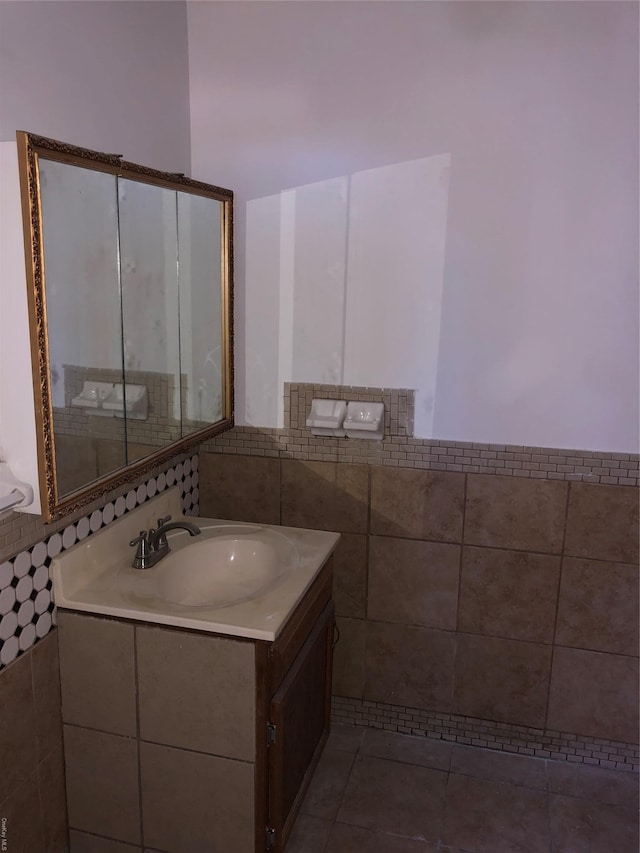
[58,611,256,852]
[198,445,639,769]
[0,632,66,851]
[0,380,637,850]
[0,454,199,851]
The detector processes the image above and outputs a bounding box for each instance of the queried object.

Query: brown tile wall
[0,456,200,850]
[0,374,637,847]
[199,451,639,764]
[57,612,256,852]
[0,632,68,851]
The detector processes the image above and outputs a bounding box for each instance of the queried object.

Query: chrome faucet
[129,515,201,569]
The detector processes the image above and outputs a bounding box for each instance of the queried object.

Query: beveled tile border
[331,696,639,773]
[0,454,199,670]
[202,382,639,486]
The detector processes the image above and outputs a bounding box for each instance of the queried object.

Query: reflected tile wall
[59,363,183,450]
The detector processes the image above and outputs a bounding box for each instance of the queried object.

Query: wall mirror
[17,131,233,522]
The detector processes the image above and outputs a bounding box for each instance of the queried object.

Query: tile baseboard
[331,695,639,773]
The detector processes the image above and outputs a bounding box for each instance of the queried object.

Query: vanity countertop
[51,488,339,641]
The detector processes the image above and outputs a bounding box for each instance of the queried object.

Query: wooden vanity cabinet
[58,558,335,853]
[257,563,335,852]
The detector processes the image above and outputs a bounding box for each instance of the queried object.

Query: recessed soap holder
[306,399,347,436]
[306,398,384,440]
[71,380,148,420]
[344,401,384,440]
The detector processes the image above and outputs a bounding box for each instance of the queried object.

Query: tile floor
[286,726,639,853]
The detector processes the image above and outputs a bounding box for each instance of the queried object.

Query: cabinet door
[268,601,334,851]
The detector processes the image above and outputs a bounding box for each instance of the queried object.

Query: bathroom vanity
[54,488,339,852]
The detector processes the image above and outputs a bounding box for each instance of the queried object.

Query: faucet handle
[154,515,172,550]
[129,531,151,569]
[130,531,149,549]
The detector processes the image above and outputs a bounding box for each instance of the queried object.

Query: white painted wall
[245,154,450,436]
[0,0,191,172]
[0,1,637,455]
[343,155,450,438]
[0,0,191,512]
[188,0,639,452]
[0,144,41,513]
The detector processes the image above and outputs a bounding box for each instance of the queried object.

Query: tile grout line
[278,456,283,527]
[364,464,372,624]
[440,750,455,851]
[544,482,573,733]
[318,745,362,853]
[299,729,638,853]
[451,472,469,717]
[30,646,48,850]
[134,625,144,850]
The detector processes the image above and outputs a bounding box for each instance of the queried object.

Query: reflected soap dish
[71,381,148,420]
[103,384,148,421]
[71,381,115,416]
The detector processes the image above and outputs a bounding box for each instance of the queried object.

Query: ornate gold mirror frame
[16,131,234,522]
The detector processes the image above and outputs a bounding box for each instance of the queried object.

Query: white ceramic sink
[155,526,299,607]
[51,486,340,640]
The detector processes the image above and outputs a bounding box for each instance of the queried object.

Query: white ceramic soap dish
[343,401,384,440]
[306,399,347,436]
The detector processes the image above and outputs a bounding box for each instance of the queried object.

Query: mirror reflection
[178,192,224,435]
[39,158,125,495]
[118,177,182,470]
[18,131,233,521]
